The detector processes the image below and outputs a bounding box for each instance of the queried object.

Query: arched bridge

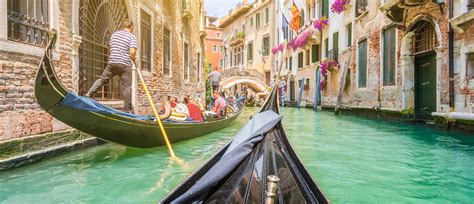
[220,68,271,95]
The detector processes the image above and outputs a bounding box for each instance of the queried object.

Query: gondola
[161,77,329,203]
[34,31,243,148]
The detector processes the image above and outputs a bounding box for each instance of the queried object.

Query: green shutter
[265,8,269,24]
[311,44,320,63]
[358,40,367,88]
[298,52,303,68]
[383,27,396,86]
[333,32,339,62]
[325,38,329,59]
[347,23,352,47]
[322,0,329,17]
[247,43,253,61]
[289,56,293,70]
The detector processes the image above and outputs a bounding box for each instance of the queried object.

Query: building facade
[0,0,205,149]
[204,15,225,70]
[273,0,473,126]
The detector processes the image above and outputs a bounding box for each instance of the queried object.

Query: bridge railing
[221,68,265,81]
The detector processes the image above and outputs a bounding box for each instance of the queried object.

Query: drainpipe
[448,0,454,108]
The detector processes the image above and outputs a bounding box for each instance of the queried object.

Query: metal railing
[7,10,49,47]
[222,68,265,81]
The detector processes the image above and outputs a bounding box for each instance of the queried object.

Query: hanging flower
[320,59,339,77]
[331,0,351,14]
[313,16,329,32]
[271,43,286,55]
[288,30,313,51]
[320,79,327,89]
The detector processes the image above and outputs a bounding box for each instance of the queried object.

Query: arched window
[411,21,437,55]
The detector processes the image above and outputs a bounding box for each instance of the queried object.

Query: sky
[205,0,255,18]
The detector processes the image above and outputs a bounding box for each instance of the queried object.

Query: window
[7,0,50,47]
[262,37,270,56]
[467,53,474,77]
[219,58,224,68]
[247,43,254,61]
[163,27,171,76]
[333,32,339,61]
[346,23,352,47]
[265,8,269,24]
[285,57,288,70]
[256,13,261,28]
[469,0,474,10]
[300,9,305,26]
[356,0,368,16]
[250,17,253,26]
[305,49,310,66]
[216,32,221,39]
[383,27,396,86]
[324,38,329,59]
[311,44,320,63]
[289,56,293,71]
[197,52,201,82]
[358,40,367,88]
[220,46,224,53]
[411,21,437,55]
[322,0,329,17]
[140,10,152,72]
[298,52,304,68]
[212,45,217,53]
[184,42,190,80]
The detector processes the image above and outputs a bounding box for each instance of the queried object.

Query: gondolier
[208,67,221,92]
[85,19,138,113]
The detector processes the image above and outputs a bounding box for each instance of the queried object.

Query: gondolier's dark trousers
[86,63,132,112]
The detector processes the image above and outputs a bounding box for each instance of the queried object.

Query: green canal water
[1,108,474,203]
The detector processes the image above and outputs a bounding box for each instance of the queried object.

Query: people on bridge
[208,67,221,92]
[85,19,138,113]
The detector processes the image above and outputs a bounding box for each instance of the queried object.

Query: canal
[0,108,473,203]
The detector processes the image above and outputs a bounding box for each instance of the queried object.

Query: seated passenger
[169,97,177,108]
[185,97,203,122]
[212,90,227,117]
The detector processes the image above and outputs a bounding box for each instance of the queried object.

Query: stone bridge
[220,68,271,95]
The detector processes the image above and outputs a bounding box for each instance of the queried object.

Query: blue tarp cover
[171,110,282,203]
[59,92,153,121]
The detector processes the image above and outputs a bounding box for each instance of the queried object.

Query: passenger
[185,97,203,122]
[213,90,227,117]
[170,97,177,108]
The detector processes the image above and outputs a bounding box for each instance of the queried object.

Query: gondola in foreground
[161,84,329,203]
[34,31,243,148]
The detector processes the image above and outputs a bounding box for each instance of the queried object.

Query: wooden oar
[132,61,176,158]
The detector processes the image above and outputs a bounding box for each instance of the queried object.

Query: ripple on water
[0,108,473,203]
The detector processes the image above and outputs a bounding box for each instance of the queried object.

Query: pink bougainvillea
[271,43,285,54]
[331,0,350,14]
[288,30,313,51]
[313,17,329,32]
[319,59,339,89]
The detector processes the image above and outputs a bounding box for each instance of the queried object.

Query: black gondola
[161,82,329,203]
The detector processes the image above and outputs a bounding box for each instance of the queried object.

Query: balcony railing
[222,67,265,81]
[230,32,245,46]
[469,0,474,10]
[7,10,49,47]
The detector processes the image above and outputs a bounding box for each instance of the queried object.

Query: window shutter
[358,40,367,88]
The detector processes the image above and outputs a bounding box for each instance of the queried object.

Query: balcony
[182,0,193,19]
[230,32,245,46]
[379,0,438,26]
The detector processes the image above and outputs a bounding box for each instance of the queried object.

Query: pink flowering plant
[288,30,313,51]
[271,43,285,55]
[319,59,339,89]
[313,17,329,32]
[331,0,350,14]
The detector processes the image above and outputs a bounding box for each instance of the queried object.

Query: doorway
[414,52,436,118]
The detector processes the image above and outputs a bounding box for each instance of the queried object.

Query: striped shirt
[108,30,138,66]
